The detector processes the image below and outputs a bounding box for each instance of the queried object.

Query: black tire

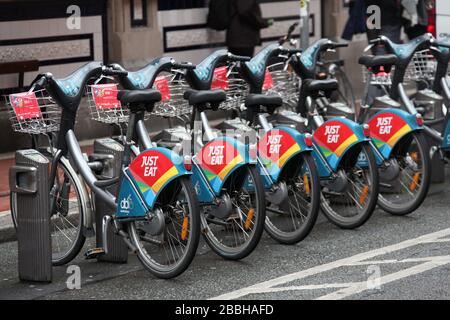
[265,153,320,244]
[11,157,87,266]
[128,177,200,279]
[377,131,431,215]
[333,67,356,115]
[201,165,266,260]
[320,142,379,229]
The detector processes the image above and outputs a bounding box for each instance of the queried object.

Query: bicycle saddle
[117,89,161,105]
[358,54,398,72]
[183,89,226,107]
[245,94,282,109]
[303,79,338,93]
[47,61,103,111]
[240,43,283,93]
[112,57,175,90]
[185,50,231,90]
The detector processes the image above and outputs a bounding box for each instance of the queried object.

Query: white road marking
[210,228,450,300]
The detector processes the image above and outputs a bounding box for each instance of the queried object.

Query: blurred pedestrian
[226,0,273,57]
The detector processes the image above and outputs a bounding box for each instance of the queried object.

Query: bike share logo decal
[197,139,243,189]
[368,112,411,154]
[313,120,358,167]
[128,150,179,205]
[258,130,300,176]
[91,84,121,109]
[120,194,134,213]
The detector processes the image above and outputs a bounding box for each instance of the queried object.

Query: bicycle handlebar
[432,40,450,49]
[279,48,302,56]
[331,42,349,49]
[227,53,251,62]
[30,73,52,89]
[279,22,299,45]
[172,62,197,70]
[102,66,128,77]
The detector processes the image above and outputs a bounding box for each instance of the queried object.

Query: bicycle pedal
[84,248,105,260]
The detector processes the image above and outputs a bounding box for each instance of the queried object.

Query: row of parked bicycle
[5,28,450,279]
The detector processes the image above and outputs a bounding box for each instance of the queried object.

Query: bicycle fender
[313,118,369,172]
[367,108,422,159]
[117,147,191,218]
[258,126,312,184]
[194,136,252,196]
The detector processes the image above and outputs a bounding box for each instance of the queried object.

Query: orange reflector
[410,172,421,191]
[359,185,369,205]
[244,208,254,230]
[181,217,189,241]
[304,174,310,196]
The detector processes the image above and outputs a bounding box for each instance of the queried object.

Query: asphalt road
[1,180,449,300]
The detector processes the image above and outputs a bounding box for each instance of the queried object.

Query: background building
[0,0,358,152]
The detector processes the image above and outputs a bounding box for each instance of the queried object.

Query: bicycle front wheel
[377,131,430,215]
[265,153,321,244]
[128,176,200,279]
[201,165,266,260]
[320,143,379,229]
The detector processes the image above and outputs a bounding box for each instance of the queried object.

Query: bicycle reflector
[363,124,370,137]
[304,133,313,147]
[249,143,258,161]
[184,155,192,171]
[416,114,424,126]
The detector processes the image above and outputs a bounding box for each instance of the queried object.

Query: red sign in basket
[9,92,42,120]
[154,76,171,102]
[91,84,121,110]
[263,68,274,91]
[212,66,229,90]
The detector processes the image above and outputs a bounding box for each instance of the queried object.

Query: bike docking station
[9,149,52,282]
[415,90,446,183]
[90,137,128,263]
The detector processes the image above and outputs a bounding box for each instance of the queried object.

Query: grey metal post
[10,150,52,282]
[93,138,128,263]
[300,0,310,50]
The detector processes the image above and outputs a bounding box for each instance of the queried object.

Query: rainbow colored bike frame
[257,126,313,187]
[312,118,371,178]
[117,147,191,218]
[367,108,424,163]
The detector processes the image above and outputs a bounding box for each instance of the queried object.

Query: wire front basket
[404,49,436,82]
[265,62,299,104]
[87,82,130,124]
[152,71,191,118]
[213,66,249,111]
[4,89,61,134]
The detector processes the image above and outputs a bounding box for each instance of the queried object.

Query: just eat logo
[376,116,393,135]
[325,125,341,143]
[141,155,159,177]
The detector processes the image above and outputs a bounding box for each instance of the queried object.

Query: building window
[130,0,147,27]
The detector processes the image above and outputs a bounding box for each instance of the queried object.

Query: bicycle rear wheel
[331,67,356,115]
[265,153,320,244]
[377,131,430,215]
[320,143,379,229]
[201,165,266,260]
[128,176,200,279]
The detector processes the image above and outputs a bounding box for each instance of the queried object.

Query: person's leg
[228,47,255,57]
